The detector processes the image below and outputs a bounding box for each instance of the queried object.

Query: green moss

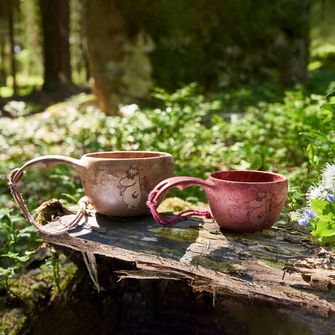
[148,227,199,244]
[192,255,234,273]
[5,254,77,308]
[159,247,185,259]
[0,254,78,334]
[36,199,72,225]
[157,197,195,213]
[0,308,26,335]
[147,197,203,244]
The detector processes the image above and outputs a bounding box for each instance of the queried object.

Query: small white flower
[306,185,327,202]
[321,163,335,192]
[289,209,305,222]
[119,104,139,117]
[4,101,26,115]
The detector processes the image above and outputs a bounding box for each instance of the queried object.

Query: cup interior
[211,170,286,183]
[84,151,171,159]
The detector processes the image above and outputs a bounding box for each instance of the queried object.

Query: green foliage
[41,250,61,294]
[1,83,335,284]
[117,0,309,89]
[0,208,40,290]
[304,102,335,170]
[310,199,335,244]
[0,85,330,200]
[290,162,335,245]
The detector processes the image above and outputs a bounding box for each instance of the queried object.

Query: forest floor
[0,85,90,117]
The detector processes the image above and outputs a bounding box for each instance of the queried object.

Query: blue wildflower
[298,218,308,226]
[304,209,314,220]
[326,194,335,202]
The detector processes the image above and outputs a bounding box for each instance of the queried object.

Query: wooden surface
[42,211,335,320]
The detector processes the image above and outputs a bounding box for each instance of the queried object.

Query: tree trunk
[0,36,7,86]
[84,0,126,115]
[275,0,310,86]
[39,0,71,91]
[85,0,153,115]
[7,0,16,95]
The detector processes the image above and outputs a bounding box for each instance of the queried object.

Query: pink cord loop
[147,176,213,226]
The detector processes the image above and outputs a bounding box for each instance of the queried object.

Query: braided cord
[8,168,88,235]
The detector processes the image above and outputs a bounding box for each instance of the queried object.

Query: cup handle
[147,176,213,225]
[8,155,89,235]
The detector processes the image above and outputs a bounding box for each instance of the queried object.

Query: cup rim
[82,151,172,160]
[210,170,287,184]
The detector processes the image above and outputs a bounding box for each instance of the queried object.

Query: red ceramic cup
[147,170,288,232]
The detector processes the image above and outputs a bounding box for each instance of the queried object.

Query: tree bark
[7,0,16,95]
[84,0,126,115]
[42,210,335,321]
[275,0,310,86]
[85,0,153,115]
[39,0,71,91]
[0,36,7,86]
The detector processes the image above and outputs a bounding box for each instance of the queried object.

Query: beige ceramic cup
[9,151,174,235]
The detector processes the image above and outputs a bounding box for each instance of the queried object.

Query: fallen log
[40,209,335,327]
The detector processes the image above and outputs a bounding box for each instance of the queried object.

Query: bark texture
[39,0,71,90]
[41,210,335,330]
[85,0,153,115]
[7,0,16,95]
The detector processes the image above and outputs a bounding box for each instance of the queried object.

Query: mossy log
[40,209,335,327]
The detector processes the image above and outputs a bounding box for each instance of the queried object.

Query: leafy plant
[0,209,40,292]
[1,83,335,276]
[41,249,61,294]
[290,163,335,244]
